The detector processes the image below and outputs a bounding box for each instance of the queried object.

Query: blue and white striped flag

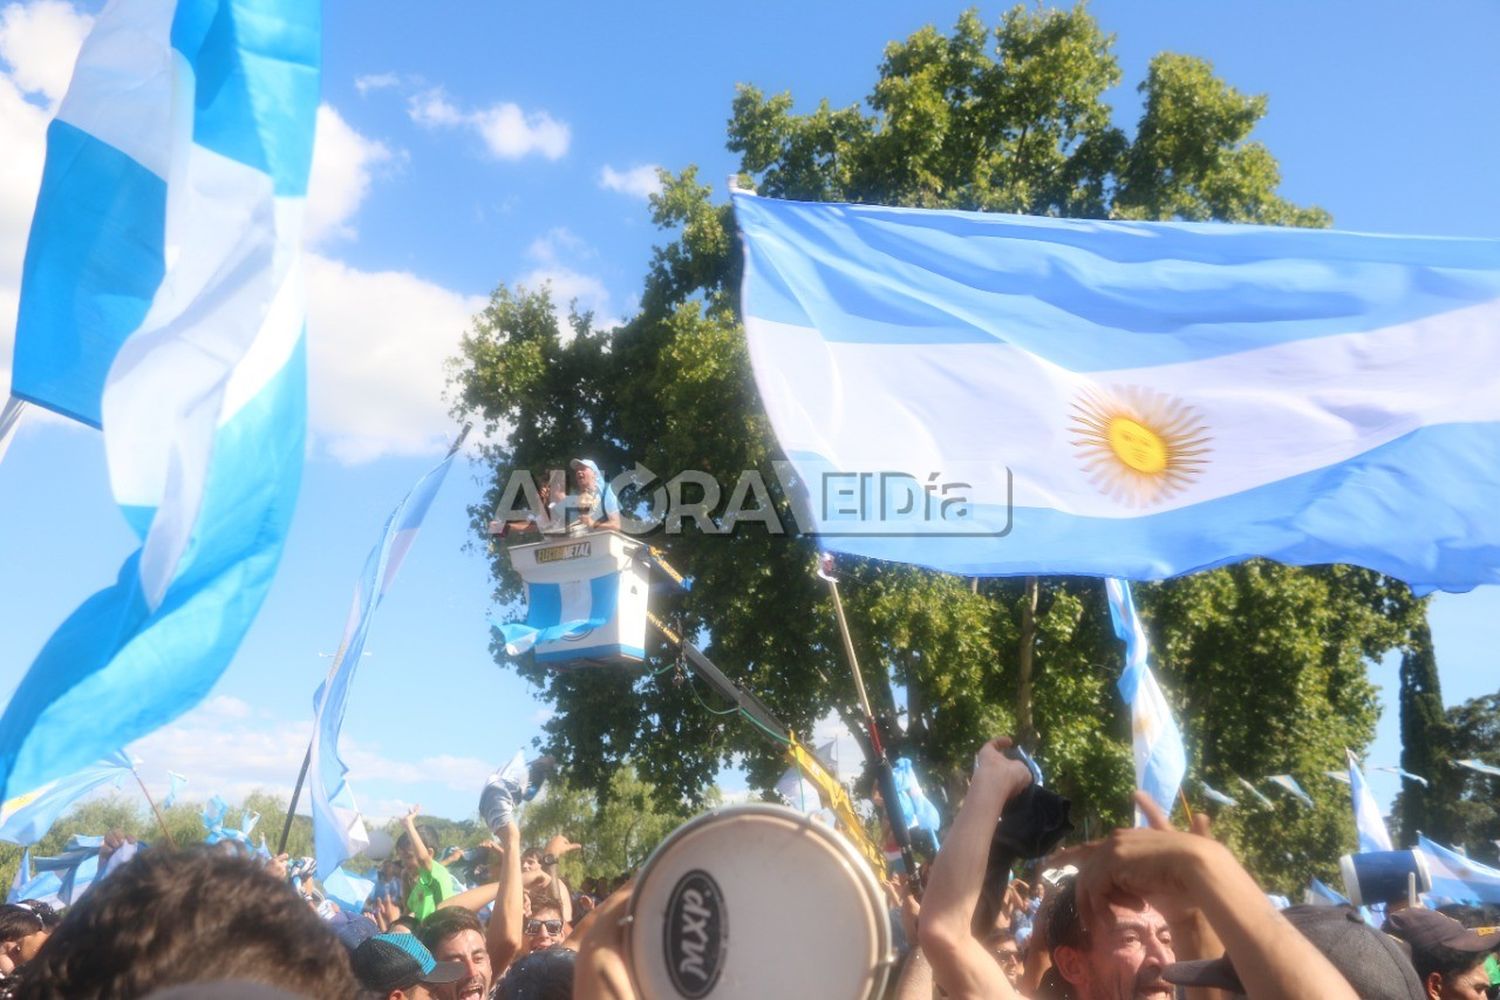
[1373,765,1430,788]
[1419,835,1500,904]
[0,751,135,846]
[1306,877,1351,907]
[1267,774,1315,807]
[1104,578,1186,824]
[1456,758,1500,778]
[1235,775,1276,808]
[0,0,319,805]
[732,193,1500,592]
[1198,780,1238,808]
[1348,750,1393,853]
[492,574,623,657]
[311,429,468,878]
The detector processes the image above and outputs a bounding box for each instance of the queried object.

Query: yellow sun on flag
[1070,385,1212,506]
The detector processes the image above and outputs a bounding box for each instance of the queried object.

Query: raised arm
[401,805,434,872]
[486,823,524,976]
[917,737,1032,1000]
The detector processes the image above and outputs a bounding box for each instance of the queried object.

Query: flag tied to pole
[311,430,468,878]
[1348,750,1393,853]
[0,0,319,804]
[732,193,1500,591]
[0,751,135,846]
[1104,578,1185,824]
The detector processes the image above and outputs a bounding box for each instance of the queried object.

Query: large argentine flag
[733,194,1500,591]
[1104,578,1186,823]
[311,430,467,878]
[1419,835,1500,904]
[0,751,135,846]
[0,0,318,802]
[1347,750,1393,853]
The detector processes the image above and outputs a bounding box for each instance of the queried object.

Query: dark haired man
[420,908,492,1000]
[1385,908,1500,1000]
[8,847,357,997]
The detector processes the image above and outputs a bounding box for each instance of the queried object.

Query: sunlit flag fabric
[1235,776,1275,809]
[1374,765,1430,787]
[1348,750,1393,853]
[1104,578,1185,823]
[732,193,1500,591]
[892,757,942,835]
[492,575,621,657]
[1306,878,1351,907]
[1198,780,1237,808]
[0,0,319,806]
[311,430,468,879]
[5,849,30,904]
[161,770,187,809]
[1456,758,1500,778]
[1419,835,1500,904]
[1267,774,1315,807]
[0,751,135,846]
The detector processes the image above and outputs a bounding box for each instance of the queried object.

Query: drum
[625,803,894,999]
[1339,849,1432,907]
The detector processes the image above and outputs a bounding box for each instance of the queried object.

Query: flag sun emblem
[1070,385,1212,506]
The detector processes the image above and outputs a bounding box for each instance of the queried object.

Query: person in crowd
[1383,907,1500,1000]
[352,931,465,1000]
[522,900,568,956]
[0,905,47,979]
[399,805,462,921]
[492,474,561,539]
[567,459,620,533]
[8,846,357,997]
[493,946,576,1000]
[989,926,1025,989]
[419,908,492,1000]
[13,901,60,933]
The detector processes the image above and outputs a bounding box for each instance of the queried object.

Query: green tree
[1395,620,1453,845]
[451,4,1425,889]
[1394,687,1500,861]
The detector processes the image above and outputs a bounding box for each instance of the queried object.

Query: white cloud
[516,228,618,333]
[0,0,91,105]
[128,695,492,815]
[354,72,400,96]
[305,104,395,245]
[599,164,663,199]
[304,253,487,463]
[408,88,569,161]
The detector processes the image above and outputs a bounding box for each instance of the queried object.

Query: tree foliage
[450,4,1425,890]
[1394,685,1500,862]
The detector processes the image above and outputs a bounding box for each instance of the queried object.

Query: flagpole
[277,748,312,856]
[131,768,176,848]
[821,563,922,894]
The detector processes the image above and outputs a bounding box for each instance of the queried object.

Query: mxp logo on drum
[664,869,727,997]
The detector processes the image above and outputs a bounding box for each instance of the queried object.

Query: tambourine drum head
[627,804,891,999]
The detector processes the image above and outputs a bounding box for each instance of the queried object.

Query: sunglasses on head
[525,918,564,936]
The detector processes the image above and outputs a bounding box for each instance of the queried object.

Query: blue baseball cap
[352,932,465,992]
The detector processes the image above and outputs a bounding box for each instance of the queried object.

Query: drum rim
[622,802,895,1000]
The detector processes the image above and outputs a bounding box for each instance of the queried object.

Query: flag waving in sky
[0,0,319,804]
[733,193,1500,591]
[1104,578,1186,823]
[1348,750,1394,853]
[310,429,468,878]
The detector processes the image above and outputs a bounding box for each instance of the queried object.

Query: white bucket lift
[504,531,649,666]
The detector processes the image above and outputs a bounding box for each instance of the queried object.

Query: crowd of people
[0,735,1496,998]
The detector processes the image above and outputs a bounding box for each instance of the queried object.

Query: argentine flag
[733,194,1500,591]
[1419,835,1500,904]
[1104,578,1186,823]
[0,0,318,802]
[0,751,135,846]
[1348,750,1393,853]
[310,430,467,878]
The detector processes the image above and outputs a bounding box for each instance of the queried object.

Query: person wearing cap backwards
[567,459,619,533]
[352,932,467,1000]
[1384,908,1500,1000]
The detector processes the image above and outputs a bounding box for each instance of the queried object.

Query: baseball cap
[1164,905,1425,1000]
[1385,908,1500,954]
[569,458,600,475]
[352,932,466,993]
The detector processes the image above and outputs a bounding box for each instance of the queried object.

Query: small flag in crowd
[1374,766,1430,788]
[0,751,135,846]
[311,428,469,879]
[161,771,188,809]
[1348,750,1393,853]
[1104,579,1186,824]
[0,0,320,804]
[1235,776,1276,809]
[892,757,942,836]
[1267,774,1314,807]
[1456,759,1500,778]
[1198,780,1238,808]
[732,191,1500,591]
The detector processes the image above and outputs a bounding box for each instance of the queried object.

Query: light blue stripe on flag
[0,751,135,846]
[1419,835,1500,904]
[0,0,319,805]
[733,193,1500,592]
[1348,750,1393,853]
[1104,579,1186,824]
[311,431,468,878]
[1267,774,1315,807]
[495,572,623,657]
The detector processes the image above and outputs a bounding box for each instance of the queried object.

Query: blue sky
[1,0,1497,826]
